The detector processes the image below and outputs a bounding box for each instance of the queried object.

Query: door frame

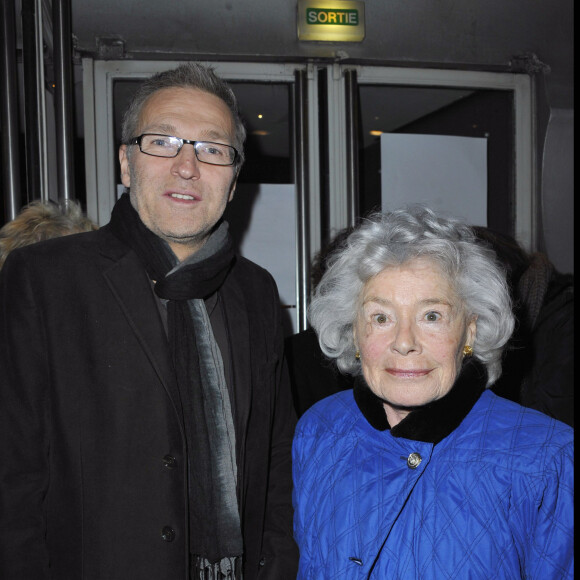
[326,65,535,250]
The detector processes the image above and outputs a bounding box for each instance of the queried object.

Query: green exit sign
[306,8,359,26]
[298,0,365,42]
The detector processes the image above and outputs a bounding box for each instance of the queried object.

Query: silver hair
[308,206,515,386]
[121,62,246,168]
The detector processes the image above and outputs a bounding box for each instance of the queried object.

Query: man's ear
[227,172,238,202]
[119,145,131,188]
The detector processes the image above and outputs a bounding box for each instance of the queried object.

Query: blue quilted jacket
[293,362,574,579]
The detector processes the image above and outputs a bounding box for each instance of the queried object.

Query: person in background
[473,226,574,427]
[0,199,97,269]
[285,226,354,417]
[0,63,298,579]
[293,206,573,579]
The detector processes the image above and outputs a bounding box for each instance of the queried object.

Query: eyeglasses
[128,134,238,166]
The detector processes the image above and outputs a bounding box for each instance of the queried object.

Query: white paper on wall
[225,182,297,333]
[380,133,488,226]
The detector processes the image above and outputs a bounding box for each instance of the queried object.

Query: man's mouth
[167,192,199,201]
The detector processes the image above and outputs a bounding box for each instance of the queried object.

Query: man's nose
[171,143,201,179]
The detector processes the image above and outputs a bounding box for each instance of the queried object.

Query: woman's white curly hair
[308,206,515,386]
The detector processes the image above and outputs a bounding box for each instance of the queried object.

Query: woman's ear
[466,315,478,347]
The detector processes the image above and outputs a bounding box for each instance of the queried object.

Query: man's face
[119,87,238,260]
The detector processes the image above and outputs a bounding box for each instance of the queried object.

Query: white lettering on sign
[306,8,359,25]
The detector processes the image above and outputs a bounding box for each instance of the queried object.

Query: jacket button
[163,454,177,469]
[259,557,266,567]
[161,526,176,542]
[407,452,422,469]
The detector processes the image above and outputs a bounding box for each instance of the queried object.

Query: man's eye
[151,138,172,147]
[373,313,388,324]
[204,146,225,156]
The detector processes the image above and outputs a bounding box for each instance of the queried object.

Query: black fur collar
[353,359,487,443]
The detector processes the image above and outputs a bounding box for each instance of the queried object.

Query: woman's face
[354,258,477,427]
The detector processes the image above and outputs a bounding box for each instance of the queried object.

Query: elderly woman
[292,207,574,579]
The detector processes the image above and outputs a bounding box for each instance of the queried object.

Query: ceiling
[8,0,574,167]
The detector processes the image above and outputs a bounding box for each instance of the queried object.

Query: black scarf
[354,358,487,443]
[106,193,243,578]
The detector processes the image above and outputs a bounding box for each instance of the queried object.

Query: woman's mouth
[385,368,432,379]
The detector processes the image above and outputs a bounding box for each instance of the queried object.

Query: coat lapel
[99,231,183,427]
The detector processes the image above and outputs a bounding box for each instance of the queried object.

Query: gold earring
[355,350,360,360]
[463,345,473,357]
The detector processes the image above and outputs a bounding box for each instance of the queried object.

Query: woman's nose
[391,320,420,355]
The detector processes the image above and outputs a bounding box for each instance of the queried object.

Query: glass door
[322,66,535,252]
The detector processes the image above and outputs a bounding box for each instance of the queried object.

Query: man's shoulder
[222,256,283,327]
[228,255,278,294]
[231,254,275,280]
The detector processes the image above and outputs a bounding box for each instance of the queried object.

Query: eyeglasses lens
[138,134,235,166]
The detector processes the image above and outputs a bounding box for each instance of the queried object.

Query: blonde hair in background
[0,200,98,269]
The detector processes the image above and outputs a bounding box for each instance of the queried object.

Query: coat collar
[353,359,487,443]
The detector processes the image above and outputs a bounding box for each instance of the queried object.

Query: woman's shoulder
[295,389,358,436]
[461,390,574,465]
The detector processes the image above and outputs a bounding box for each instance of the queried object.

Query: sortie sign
[297,0,365,41]
[307,8,359,25]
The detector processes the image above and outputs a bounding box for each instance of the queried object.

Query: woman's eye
[425,311,441,322]
[373,313,388,324]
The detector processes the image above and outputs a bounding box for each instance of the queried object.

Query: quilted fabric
[293,389,574,579]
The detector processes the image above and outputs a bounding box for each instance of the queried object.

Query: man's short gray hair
[121,62,246,168]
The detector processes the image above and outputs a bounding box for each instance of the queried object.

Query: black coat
[491,272,574,427]
[285,326,353,418]
[0,226,298,579]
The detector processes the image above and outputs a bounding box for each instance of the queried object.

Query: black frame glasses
[128,134,238,166]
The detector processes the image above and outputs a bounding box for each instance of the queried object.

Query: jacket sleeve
[248,267,299,580]
[0,251,51,578]
[523,433,574,579]
[258,349,300,579]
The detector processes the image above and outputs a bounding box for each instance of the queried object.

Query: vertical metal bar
[35,0,50,202]
[1,0,22,222]
[326,64,348,233]
[344,69,359,225]
[293,69,310,332]
[52,0,75,200]
[22,0,42,203]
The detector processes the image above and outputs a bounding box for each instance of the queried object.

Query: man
[0,63,298,579]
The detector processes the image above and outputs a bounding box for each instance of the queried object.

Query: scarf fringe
[193,555,243,580]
